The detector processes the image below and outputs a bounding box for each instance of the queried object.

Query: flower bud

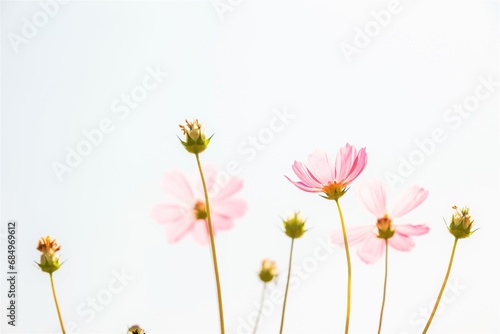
[283,212,306,239]
[258,259,278,283]
[127,325,145,334]
[178,119,212,154]
[448,205,475,239]
[36,236,62,274]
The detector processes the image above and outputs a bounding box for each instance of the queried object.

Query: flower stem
[335,199,351,334]
[377,239,389,334]
[422,237,459,334]
[253,283,268,334]
[279,238,295,334]
[195,153,225,334]
[49,273,66,334]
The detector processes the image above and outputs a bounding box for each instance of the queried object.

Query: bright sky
[1,1,499,333]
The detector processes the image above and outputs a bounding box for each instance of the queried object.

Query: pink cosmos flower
[285,144,368,200]
[152,164,247,245]
[332,180,429,264]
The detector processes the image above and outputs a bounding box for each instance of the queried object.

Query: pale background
[1,1,499,333]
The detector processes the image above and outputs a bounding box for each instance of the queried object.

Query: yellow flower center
[193,200,208,220]
[321,182,347,200]
[376,214,395,239]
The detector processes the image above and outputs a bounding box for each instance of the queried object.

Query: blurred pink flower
[285,144,367,200]
[152,164,247,245]
[331,180,429,264]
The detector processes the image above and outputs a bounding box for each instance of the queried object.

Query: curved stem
[279,238,295,334]
[335,199,352,334]
[195,153,225,334]
[49,273,66,334]
[422,237,459,334]
[252,283,268,334]
[377,239,389,334]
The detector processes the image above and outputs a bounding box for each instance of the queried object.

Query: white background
[1,0,499,333]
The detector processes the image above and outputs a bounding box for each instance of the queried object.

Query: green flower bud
[376,214,395,240]
[448,205,475,239]
[258,259,278,283]
[178,119,212,154]
[36,236,62,274]
[283,212,307,239]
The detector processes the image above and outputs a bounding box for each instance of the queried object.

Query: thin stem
[195,153,225,334]
[377,239,389,334]
[422,238,459,334]
[335,199,352,334]
[252,283,268,334]
[279,238,295,334]
[49,273,66,334]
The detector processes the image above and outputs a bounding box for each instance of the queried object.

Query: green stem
[335,199,352,334]
[49,273,66,334]
[377,239,389,334]
[252,283,268,334]
[422,237,459,334]
[279,238,295,334]
[195,153,225,334]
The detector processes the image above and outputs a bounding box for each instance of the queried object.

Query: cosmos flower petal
[211,198,247,218]
[344,147,368,184]
[211,213,235,230]
[388,232,415,251]
[191,220,210,245]
[306,151,335,184]
[394,224,430,236]
[357,236,385,264]
[151,203,187,224]
[290,161,323,189]
[335,143,354,181]
[162,170,195,202]
[212,178,244,200]
[331,225,375,246]
[358,179,387,217]
[391,186,429,218]
[165,218,196,243]
[284,176,322,192]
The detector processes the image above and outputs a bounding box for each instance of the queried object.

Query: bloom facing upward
[152,164,247,245]
[332,180,429,264]
[285,144,367,200]
[448,205,475,239]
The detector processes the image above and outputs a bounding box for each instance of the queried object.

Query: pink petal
[191,220,210,245]
[211,177,244,200]
[358,179,387,218]
[290,161,324,189]
[285,176,322,193]
[388,232,415,251]
[211,198,247,219]
[394,224,430,236]
[331,225,375,246]
[357,235,385,264]
[391,185,429,218]
[151,203,186,224]
[344,147,368,185]
[306,151,335,185]
[211,212,235,231]
[164,217,196,243]
[334,144,354,181]
[162,170,194,203]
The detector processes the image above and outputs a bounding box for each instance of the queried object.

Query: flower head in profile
[332,180,429,264]
[259,259,278,283]
[448,205,476,239]
[152,164,247,245]
[127,325,145,334]
[285,144,367,200]
[36,236,62,274]
[178,119,212,154]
